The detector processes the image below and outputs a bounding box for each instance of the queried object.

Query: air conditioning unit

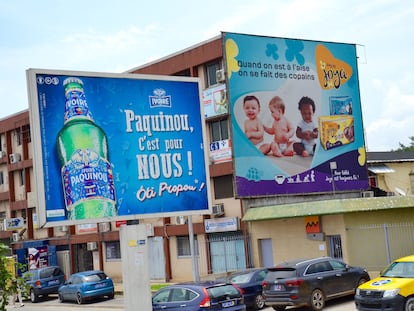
[175,215,187,225]
[361,191,374,198]
[86,242,98,251]
[216,69,225,83]
[9,153,21,164]
[12,232,20,242]
[98,222,111,232]
[212,203,225,216]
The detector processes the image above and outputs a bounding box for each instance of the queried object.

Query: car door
[153,287,192,311]
[65,275,81,301]
[307,260,338,297]
[328,259,359,294]
[156,287,197,311]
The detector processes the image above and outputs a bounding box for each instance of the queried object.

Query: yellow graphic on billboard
[225,39,240,79]
[316,44,353,90]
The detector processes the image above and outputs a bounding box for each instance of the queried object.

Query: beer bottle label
[61,149,116,209]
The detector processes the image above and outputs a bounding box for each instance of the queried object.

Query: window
[176,235,198,257]
[213,175,234,199]
[206,61,221,87]
[153,289,171,303]
[368,175,377,187]
[210,119,229,142]
[0,171,3,185]
[22,125,31,143]
[19,170,24,186]
[327,235,343,259]
[330,259,346,271]
[16,128,22,146]
[106,241,121,260]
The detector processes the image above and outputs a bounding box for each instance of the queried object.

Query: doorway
[259,238,274,268]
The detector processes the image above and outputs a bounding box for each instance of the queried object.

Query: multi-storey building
[128,34,414,274]
[1,34,413,282]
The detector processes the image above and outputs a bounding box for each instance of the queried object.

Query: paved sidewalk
[114,282,123,295]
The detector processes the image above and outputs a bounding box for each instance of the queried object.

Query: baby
[243,95,270,154]
[293,96,318,157]
[264,96,294,157]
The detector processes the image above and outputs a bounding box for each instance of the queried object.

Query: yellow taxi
[355,254,414,311]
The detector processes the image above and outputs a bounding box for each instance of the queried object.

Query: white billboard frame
[27,68,211,227]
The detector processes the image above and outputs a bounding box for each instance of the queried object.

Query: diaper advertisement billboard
[223,32,369,197]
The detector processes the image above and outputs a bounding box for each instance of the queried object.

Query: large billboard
[223,32,369,197]
[27,69,210,227]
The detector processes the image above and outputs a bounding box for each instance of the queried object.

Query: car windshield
[267,268,297,279]
[207,284,240,299]
[381,261,414,278]
[84,273,107,282]
[227,272,252,284]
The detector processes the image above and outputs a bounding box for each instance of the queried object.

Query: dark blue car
[58,270,114,304]
[152,281,246,311]
[23,265,66,303]
[225,268,268,310]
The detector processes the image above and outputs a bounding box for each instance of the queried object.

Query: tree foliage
[393,136,414,151]
[0,243,13,311]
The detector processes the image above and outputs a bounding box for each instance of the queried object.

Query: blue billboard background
[223,32,369,197]
[27,70,209,226]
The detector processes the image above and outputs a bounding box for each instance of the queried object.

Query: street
[6,294,358,311]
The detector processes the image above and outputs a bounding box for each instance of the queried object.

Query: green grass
[150,283,170,291]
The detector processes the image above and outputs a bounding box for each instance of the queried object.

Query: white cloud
[365,75,414,151]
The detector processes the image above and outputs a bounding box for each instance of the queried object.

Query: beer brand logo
[149,88,172,108]
[316,44,353,90]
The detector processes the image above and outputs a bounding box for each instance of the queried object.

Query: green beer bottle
[56,77,117,220]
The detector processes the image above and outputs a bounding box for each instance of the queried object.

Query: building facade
[1,34,413,282]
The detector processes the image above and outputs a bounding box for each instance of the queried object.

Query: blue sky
[1,0,413,151]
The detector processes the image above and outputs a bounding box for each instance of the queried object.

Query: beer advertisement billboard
[223,32,369,197]
[27,69,210,227]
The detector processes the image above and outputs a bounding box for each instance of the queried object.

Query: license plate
[273,284,284,291]
[48,280,59,286]
[222,300,235,308]
[95,283,106,289]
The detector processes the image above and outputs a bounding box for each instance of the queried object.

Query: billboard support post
[188,215,200,282]
[120,224,151,311]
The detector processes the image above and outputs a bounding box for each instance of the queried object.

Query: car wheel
[254,294,266,310]
[108,291,115,299]
[405,297,414,311]
[76,292,83,305]
[272,306,286,311]
[58,293,64,303]
[30,289,38,303]
[310,289,325,311]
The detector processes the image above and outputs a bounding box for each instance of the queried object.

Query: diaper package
[319,115,354,150]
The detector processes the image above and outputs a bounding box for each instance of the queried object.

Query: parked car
[22,265,66,303]
[152,281,246,311]
[58,270,114,304]
[355,254,414,311]
[224,268,268,310]
[262,257,370,311]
